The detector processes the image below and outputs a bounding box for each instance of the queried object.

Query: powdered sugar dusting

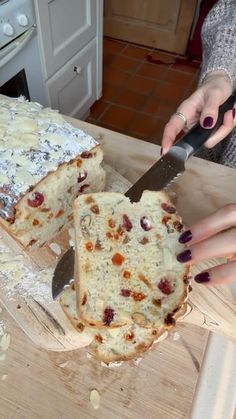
[0,96,98,221]
[0,248,53,303]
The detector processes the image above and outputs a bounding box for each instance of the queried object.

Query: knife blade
[52,93,236,299]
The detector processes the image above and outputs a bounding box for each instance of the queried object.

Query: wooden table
[0,119,236,419]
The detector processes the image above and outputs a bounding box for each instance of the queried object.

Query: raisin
[85,241,93,251]
[76,323,85,332]
[28,239,37,246]
[95,238,102,250]
[76,158,82,167]
[152,298,162,307]
[164,314,176,326]
[123,270,131,279]
[17,304,21,309]
[120,288,131,297]
[77,171,87,183]
[108,218,115,228]
[82,293,87,305]
[106,232,113,239]
[161,215,171,225]
[117,225,124,236]
[112,252,125,265]
[140,216,152,231]
[95,334,103,343]
[131,291,146,301]
[32,219,40,226]
[158,278,173,295]
[139,237,149,245]
[81,151,93,158]
[103,307,114,325]
[161,203,176,214]
[122,214,133,231]
[55,208,64,218]
[85,196,94,204]
[173,220,184,232]
[27,192,44,208]
[79,184,90,193]
[90,204,99,214]
[67,213,73,222]
[124,332,134,341]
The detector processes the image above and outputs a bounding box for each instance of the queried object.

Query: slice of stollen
[74,190,190,329]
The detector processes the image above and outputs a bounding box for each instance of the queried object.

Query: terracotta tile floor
[87,37,200,144]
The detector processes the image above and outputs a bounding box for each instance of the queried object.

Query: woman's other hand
[161,71,236,155]
[176,204,236,285]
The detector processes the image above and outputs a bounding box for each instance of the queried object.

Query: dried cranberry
[158,278,173,295]
[79,184,90,193]
[27,192,44,208]
[103,307,114,325]
[161,203,176,214]
[122,214,133,231]
[81,151,92,158]
[120,289,131,297]
[77,171,87,183]
[140,216,152,231]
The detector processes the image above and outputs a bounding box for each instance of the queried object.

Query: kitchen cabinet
[104,0,197,54]
[34,0,103,118]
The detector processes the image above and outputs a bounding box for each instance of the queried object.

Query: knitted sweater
[196,0,236,168]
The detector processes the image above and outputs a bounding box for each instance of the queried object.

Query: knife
[52,93,236,299]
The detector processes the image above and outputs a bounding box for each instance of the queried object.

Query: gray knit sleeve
[199,0,236,90]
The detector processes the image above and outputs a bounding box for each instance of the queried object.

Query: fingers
[179,204,236,245]
[204,108,235,148]
[161,100,199,155]
[199,88,227,129]
[194,260,236,286]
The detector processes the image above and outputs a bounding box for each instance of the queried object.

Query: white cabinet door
[47,39,97,119]
[35,0,97,79]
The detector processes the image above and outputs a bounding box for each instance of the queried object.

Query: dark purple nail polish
[177,249,192,263]
[179,230,192,244]
[203,116,214,128]
[194,271,210,283]
[233,108,236,119]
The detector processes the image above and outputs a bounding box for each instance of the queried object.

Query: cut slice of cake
[0,95,105,248]
[73,190,189,329]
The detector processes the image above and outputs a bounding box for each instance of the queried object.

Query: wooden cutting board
[0,119,236,419]
[0,162,235,352]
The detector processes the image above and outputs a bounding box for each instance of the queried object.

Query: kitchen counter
[0,119,235,419]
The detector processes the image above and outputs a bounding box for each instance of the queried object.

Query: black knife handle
[177,93,236,154]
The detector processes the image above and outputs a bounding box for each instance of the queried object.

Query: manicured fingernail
[233,108,236,119]
[179,230,192,244]
[160,147,163,156]
[203,116,213,128]
[194,271,210,283]
[176,249,192,263]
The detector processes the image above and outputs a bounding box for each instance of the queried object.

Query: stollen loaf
[0,95,105,248]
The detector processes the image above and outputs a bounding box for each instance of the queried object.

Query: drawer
[47,39,97,119]
[35,0,97,79]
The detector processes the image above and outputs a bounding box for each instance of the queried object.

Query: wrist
[201,70,233,97]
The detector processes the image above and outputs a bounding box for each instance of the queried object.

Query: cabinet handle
[74,66,82,75]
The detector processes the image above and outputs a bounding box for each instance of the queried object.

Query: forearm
[199,0,236,90]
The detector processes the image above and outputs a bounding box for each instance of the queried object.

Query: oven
[0,0,48,106]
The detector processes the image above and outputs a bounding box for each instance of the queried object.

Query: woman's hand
[161,70,236,155]
[176,204,236,285]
